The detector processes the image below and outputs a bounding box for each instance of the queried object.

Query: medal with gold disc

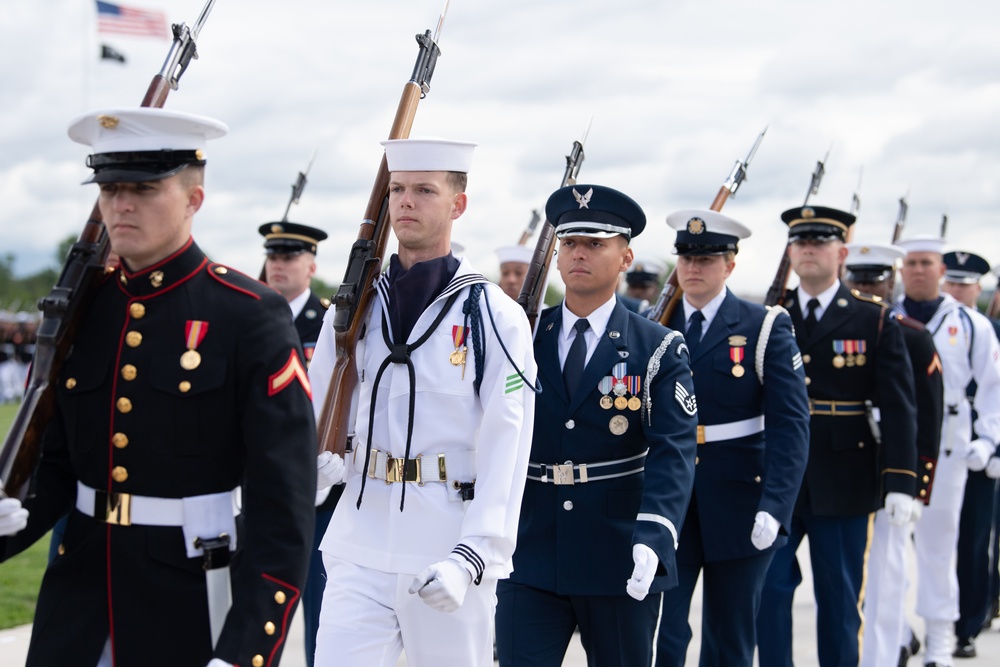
[450,325,468,379]
[181,320,209,370]
[729,335,747,378]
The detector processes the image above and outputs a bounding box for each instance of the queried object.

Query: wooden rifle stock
[987,289,1000,320]
[316,28,442,458]
[0,1,217,500]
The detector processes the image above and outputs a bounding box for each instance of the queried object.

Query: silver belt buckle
[552,464,574,485]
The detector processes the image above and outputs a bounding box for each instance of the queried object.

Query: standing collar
[116,238,207,298]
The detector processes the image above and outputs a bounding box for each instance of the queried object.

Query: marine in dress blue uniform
[655,210,809,667]
[756,206,918,667]
[496,185,698,667]
[0,108,316,667]
[258,221,335,667]
[942,251,1000,658]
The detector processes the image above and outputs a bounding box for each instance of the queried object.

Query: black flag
[100,44,126,64]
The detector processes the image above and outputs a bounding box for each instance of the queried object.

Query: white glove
[751,511,780,550]
[0,498,28,537]
[408,557,473,612]
[626,544,659,601]
[986,456,1000,479]
[883,492,913,527]
[316,451,347,488]
[964,438,993,471]
[911,497,925,523]
[205,660,234,667]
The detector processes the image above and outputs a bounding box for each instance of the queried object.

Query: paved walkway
[3,538,999,665]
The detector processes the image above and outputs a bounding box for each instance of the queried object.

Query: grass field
[0,401,49,630]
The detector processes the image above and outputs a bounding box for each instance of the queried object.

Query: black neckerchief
[386,253,460,343]
[903,296,944,325]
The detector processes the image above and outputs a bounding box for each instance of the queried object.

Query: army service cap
[381,137,476,173]
[943,250,991,284]
[259,222,328,256]
[667,209,751,256]
[546,184,646,241]
[69,107,228,184]
[782,205,855,242]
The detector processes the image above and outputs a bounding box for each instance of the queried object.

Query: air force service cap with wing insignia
[69,107,228,184]
[666,209,751,256]
[546,184,646,241]
[943,250,991,284]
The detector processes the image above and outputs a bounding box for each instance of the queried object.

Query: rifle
[516,120,591,335]
[987,281,1000,319]
[647,126,767,325]
[763,145,831,307]
[258,150,318,281]
[517,209,542,246]
[316,3,448,458]
[890,193,908,244]
[0,0,218,501]
[939,213,948,240]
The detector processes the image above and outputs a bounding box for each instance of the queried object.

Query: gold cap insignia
[271,224,283,234]
[801,207,815,219]
[195,149,205,161]
[687,217,706,234]
[860,247,870,254]
[97,114,119,129]
[150,271,164,288]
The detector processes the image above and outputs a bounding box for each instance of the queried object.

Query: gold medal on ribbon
[450,349,465,366]
[856,353,866,366]
[180,349,201,370]
[600,395,614,410]
[832,355,845,369]
[614,396,629,410]
[627,396,641,411]
[732,364,745,378]
[729,337,747,379]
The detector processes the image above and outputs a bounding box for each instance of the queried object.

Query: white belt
[697,415,765,444]
[76,481,238,527]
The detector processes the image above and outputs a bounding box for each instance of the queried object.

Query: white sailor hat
[666,209,751,255]
[546,184,646,240]
[625,258,667,285]
[495,245,534,265]
[380,137,477,173]
[896,234,946,255]
[69,107,228,184]
[844,243,904,283]
[943,251,991,284]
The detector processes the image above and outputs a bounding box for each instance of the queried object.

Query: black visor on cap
[845,266,892,283]
[84,150,205,184]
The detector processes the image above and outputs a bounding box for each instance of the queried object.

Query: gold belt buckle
[105,491,132,526]
[697,424,706,445]
[552,464,574,485]
[385,456,421,484]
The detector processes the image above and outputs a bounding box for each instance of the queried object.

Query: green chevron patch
[505,373,523,394]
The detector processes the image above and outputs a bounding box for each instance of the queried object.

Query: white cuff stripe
[636,512,679,550]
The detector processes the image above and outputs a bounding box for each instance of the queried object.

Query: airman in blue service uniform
[0,108,316,667]
[258,221,334,667]
[495,184,698,666]
[655,210,810,667]
[756,206,918,667]
[842,243,944,667]
[942,250,1000,659]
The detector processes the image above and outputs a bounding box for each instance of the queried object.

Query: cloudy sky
[3,0,1000,300]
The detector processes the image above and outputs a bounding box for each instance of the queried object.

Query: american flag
[96,1,168,39]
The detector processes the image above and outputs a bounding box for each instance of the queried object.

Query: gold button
[125,331,143,348]
[129,303,146,319]
[112,466,128,483]
[926,461,934,470]
[112,432,129,449]
[214,266,228,275]
[179,381,191,393]
[802,354,812,364]
[116,397,133,414]
[754,475,762,483]
[920,489,927,497]
[804,377,811,386]
[252,655,264,667]
[274,591,286,605]
[58,544,65,555]
[264,621,276,636]
[922,475,930,483]
[65,378,77,389]
[121,364,137,381]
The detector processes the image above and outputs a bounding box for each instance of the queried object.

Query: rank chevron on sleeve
[269,349,312,398]
[505,373,524,395]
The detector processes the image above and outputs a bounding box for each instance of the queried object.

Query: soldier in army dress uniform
[0,108,317,667]
[258,221,336,667]
[655,210,810,667]
[756,206,918,667]
[495,185,698,666]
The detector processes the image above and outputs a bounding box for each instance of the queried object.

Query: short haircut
[179,164,205,188]
[447,171,467,193]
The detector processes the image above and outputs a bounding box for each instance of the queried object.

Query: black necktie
[804,298,820,337]
[686,310,705,354]
[563,318,590,400]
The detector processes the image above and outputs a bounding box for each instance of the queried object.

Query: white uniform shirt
[309,258,536,579]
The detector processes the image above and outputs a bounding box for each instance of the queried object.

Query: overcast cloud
[3,0,999,299]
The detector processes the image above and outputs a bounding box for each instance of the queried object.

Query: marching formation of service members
[4,65,1000,667]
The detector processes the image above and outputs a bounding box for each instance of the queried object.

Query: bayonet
[849,166,863,216]
[940,213,948,240]
[282,149,318,222]
[721,125,767,198]
[804,143,832,205]
[517,209,542,246]
[891,190,909,244]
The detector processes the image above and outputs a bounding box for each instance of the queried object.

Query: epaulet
[894,313,926,331]
[205,263,266,301]
[850,288,887,308]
